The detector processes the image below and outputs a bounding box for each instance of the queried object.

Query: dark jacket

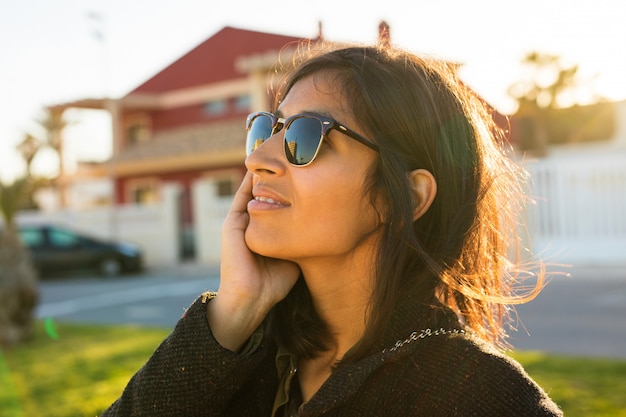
[101,293,563,416]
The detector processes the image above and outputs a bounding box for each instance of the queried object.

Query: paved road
[37,263,220,328]
[36,263,626,359]
[508,265,626,359]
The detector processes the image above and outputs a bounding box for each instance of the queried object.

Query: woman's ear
[408,169,437,221]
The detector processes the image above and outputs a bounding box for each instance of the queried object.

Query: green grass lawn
[1,320,625,417]
[1,321,170,417]
[510,350,626,416]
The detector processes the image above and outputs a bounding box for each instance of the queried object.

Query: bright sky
[1,0,625,182]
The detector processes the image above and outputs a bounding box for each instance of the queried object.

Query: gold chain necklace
[383,328,466,353]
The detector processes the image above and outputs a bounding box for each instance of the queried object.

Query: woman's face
[244,73,381,265]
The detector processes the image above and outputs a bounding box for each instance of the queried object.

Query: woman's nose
[245,132,286,175]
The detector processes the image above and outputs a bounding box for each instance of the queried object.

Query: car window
[49,228,81,248]
[19,229,46,248]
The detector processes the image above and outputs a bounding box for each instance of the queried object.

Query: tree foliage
[36,107,70,207]
[15,133,41,178]
[508,52,609,155]
[508,52,583,110]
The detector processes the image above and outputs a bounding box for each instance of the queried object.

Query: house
[50,26,315,258]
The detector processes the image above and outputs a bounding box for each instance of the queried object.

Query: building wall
[152,96,250,130]
[115,165,244,211]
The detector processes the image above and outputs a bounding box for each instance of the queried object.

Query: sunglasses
[245,111,379,167]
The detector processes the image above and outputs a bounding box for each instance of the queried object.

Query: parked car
[16,223,143,277]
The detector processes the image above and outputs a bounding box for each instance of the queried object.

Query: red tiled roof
[128,26,307,95]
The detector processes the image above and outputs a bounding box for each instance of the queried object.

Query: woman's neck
[299,255,374,355]
[295,271,370,403]
[294,236,379,402]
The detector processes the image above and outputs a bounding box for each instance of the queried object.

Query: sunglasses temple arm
[337,125,379,151]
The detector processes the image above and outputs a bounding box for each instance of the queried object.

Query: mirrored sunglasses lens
[246,115,273,155]
[284,117,323,165]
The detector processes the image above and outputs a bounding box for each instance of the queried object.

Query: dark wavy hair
[266,42,544,363]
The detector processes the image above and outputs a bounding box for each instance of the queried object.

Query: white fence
[526,154,626,266]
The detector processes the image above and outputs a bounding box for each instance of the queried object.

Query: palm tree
[37,107,69,207]
[16,133,41,178]
[15,133,43,210]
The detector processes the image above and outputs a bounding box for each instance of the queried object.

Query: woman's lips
[254,196,285,205]
[248,195,288,210]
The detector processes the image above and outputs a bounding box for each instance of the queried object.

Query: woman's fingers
[230,171,253,215]
[220,170,301,304]
[209,172,299,350]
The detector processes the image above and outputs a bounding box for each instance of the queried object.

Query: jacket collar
[299,295,462,414]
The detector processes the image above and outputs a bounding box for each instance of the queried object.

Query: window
[49,228,80,248]
[126,178,159,205]
[19,228,45,248]
[127,123,150,145]
[216,178,236,197]
[234,95,251,112]
[131,185,158,204]
[202,171,240,198]
[203,99,227,116]
[125,113,151,146]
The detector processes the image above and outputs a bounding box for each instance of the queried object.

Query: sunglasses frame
[246,111,379,167]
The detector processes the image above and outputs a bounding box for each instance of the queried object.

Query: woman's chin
[244,227,281,258]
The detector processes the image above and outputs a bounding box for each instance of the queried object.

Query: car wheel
[99,257,122,277]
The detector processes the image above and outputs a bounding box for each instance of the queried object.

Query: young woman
[101,44,562,416]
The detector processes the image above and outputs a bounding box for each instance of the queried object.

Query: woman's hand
[207,172,300,352]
